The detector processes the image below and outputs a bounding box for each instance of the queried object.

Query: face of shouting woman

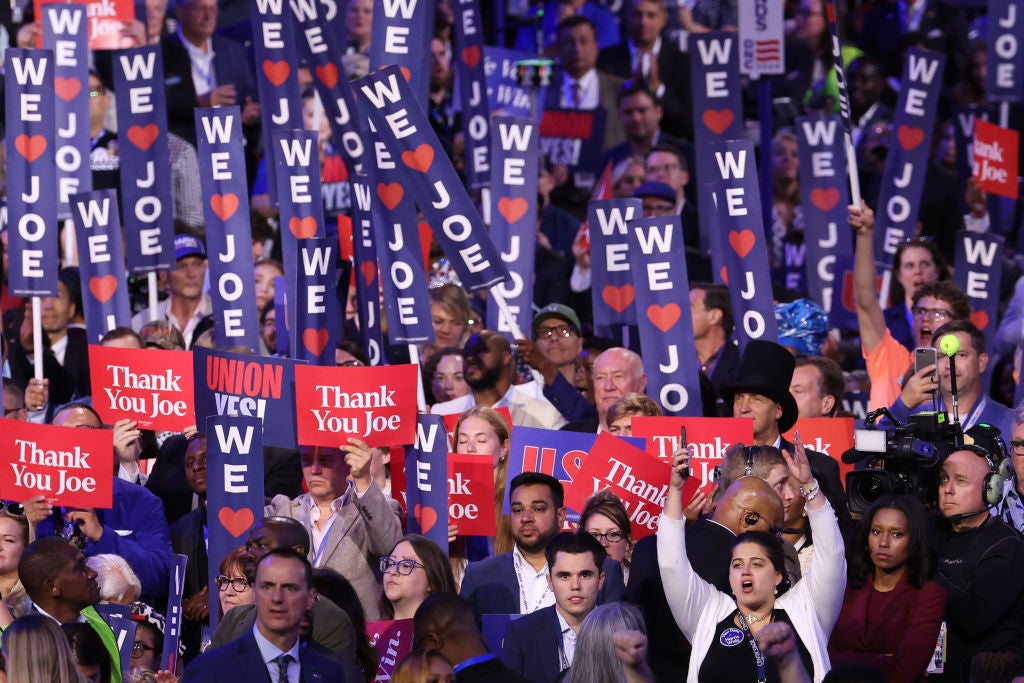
[729,541,782,615]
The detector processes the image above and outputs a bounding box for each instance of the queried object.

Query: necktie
[571,81,582,108]
[276,653,294,683]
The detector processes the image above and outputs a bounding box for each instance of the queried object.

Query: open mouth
[741,580,753,592]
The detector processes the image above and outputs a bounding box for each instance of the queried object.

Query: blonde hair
[605,393,662,426]
[4,613,90,683]
[453,407,514,554]
[392,648,452,683]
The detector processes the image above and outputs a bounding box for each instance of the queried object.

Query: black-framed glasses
[380,556,425,575]
[131,641,157,658]
[214,575,249,592]
[0,502,24,516]
[587,530,625,544]
[1011,439,1024,456]
[536,325,576,340]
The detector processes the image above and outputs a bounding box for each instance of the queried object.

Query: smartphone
[915,347,938,376]
[679,426,690,478]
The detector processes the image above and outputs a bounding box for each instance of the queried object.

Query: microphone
[939,335,961,429]
[948,509,989,525]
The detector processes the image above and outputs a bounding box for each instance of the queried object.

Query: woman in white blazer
[658,440,846,683]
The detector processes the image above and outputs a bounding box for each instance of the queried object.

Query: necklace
[744,610,772,625]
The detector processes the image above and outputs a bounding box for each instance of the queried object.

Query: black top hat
[720,340,799,434]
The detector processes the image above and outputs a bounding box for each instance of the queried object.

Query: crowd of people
[0,0,1023,681]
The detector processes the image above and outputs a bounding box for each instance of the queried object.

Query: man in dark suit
[415,593,531,683]
[598,82,691,175]
[596,0,692,139]
[689,283,741,396]
[459,472,625,626]
[185,548,346,682]
[502,532,607,682]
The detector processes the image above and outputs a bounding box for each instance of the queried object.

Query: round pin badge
[720,627,744,647]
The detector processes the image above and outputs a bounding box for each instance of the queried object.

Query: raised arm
[850,202,888,354]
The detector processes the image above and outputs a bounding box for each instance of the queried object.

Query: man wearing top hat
[719,340,851,536]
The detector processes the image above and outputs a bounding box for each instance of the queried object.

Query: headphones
[957,444,1006,507]
[745,445,756,477]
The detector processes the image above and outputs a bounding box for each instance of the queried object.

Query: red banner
[88,345,195,432]
[294,364,418,447]
[630,416,754,489]
[367,619,415,682]
[974,119,1020,199]
[784,417,855,491]
[35,0,137,49]
[447,454,496,536]
[564,432,670,539]
[0,420,113,507]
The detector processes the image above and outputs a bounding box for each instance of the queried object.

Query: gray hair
[562,603,647,683]
[86,554,142,604]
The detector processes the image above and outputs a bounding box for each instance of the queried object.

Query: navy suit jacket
[183,630,346,682]
[500,605,563,683]
[459,550,626,628]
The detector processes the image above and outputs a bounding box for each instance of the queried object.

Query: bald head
[712,476,785,535]
[593,347,647,423]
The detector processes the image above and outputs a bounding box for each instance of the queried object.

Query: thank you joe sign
[88,345,196,431]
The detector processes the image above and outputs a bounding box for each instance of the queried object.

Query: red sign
[0,420,113,507]
[294,364,418,447]
[447,454,496,536]
[564,432,670,539]
[784,417,855,491]
[630,416,754,489]
[88,345,195,431]
[974,119,1020,199]
[35,0,137,49]
[366,619,415,681]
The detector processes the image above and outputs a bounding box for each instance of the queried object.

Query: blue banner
[161,554,188,672]
[483,46,535,118]
[987,0,1023,103]
[5,48,59,297]
[350,175,387,365]
[113,46,176,274]
[371,164,434,345]
[488,116,538,339]
[273,275,290,356]
[710,139,779,350]
[627,215,703,416]
[295,237,340,365]
[205,415,265,631]
[689,33,744,285]
[251,0,303,206]
[71,189,132,342]
[404,414,449,552]
[368,0,431,109]
[953,231,1003,360]
[796,114,852,315]
[872,48,946,268]
[452,0,490,189]
[355,66,509,292]
[41,3,91,218]
[826,255,859,331]
[193,345,306,448]
[93,603,137,674]
[196,107,261,353]
[588,198,641,334]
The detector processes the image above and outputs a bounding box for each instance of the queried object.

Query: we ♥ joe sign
[88,345,195,431]
[294,364,418,447]
[0,420,113,507]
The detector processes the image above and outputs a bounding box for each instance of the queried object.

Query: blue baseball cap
[174,234,206,261]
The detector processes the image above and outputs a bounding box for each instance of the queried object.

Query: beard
[465,362,503,391]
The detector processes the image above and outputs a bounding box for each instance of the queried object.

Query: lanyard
[736,611,768,683]
[938,395,987,430]
[512,551,549,614]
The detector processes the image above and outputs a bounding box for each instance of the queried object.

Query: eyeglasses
[214,575,249,592]
[536,325,577,340]
[131,641,157,658]
[912,307,952,321]
[646,163,680,175]
[260,320,276,330]
[89,86,105,97]
[587,530,625,544]
[1011,440,1024,456]
[380,556,426,575]
[0,502,24,516]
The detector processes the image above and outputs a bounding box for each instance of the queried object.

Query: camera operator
[885,321,1014,438]
[929,434,1024,681]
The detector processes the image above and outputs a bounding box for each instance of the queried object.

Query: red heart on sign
[127,124,159,151]
[728,230,756,259]
[302,328,329,356]
[809,187,841,212]
[602,284,635,313]
[498,197,529,223]
[315,63,339,88]
[89,275,118,303]
[54,76,81,101]
[14,134,47,162]
[461,45,481,68]
[414,504,438,533]
[361,261,376,286]
[262,59,290,87]
[647,303,681,333]
[218,507,254,537]
[402,144,434,173]
[210,193,239,222]
[702,109,734,135]
[971,310,989,330]
[377,182,404,210]
[897,125,925,151]
[720,266,729,285]
[400,66,411,82]
[289,216,318,238]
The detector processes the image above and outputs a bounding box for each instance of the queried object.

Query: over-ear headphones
[958,444,1005,507]
[745,445,755,477]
